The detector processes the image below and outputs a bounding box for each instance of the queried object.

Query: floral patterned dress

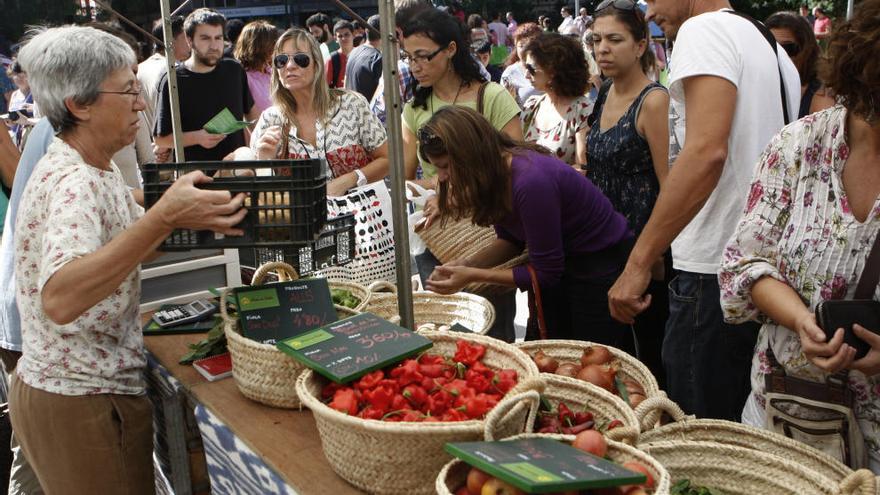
[719,105,880,465]
[521,94,593,166]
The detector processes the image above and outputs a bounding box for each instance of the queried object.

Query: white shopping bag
[405,181,435,257]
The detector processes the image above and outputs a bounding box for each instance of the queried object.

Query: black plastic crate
[251,214,356,276]
[142,160,329,250]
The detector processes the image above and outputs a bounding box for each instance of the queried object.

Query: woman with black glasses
[586,0,670,383]
[520,32,593,168]
[249,28,389,197]
[766,12,835,119]
[422,106,635,348]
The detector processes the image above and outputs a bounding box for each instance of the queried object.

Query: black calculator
[152,299,219,328]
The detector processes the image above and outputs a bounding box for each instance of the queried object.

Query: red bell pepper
[402,384,428,408]
[427,390,454,416]
[329,388,359,415]
[557,402,575,426]
[362,385,395,414]
[492,369,518,394]
[453,341,486,366]
[465,369,491,393]
[321,382,344,400]
[358,406,385,420]
[389,359,424,386]
[440,408,468,422]
[458,393,494,419]
[574,411,594,425]
[355,370,385,391]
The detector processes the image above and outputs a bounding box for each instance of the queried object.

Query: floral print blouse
[14,138,146,396]
[521,94,593,166]
[719,105,880,461]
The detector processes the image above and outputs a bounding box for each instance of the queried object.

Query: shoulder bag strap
[526,264,548,340]
[725,10,791,126]
[476,81,489,116]
[855,231,880,299]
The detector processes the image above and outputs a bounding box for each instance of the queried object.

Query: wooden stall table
[144,328,366,495]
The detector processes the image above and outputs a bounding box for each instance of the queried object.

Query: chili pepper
[358,406,385,420]
[389,359,424,386]
[401,409,424,422]
[377,378,402,394]
[465,369,491,393]
[402,384,428,407]
[446,379,470,397]
[355,370,385,391]
[453,341,487,366]
[557,403,575,427]
[574,411,594,425]
[458,393,491,419]
[419,363,447,378]
[362,385,395,414]
[566,421,594,434]
[492,369,518,394]
[418,354,445,366]
[321,382,344,400]
[329,388,359,416]
[427,390,454,416]
[607,419,624,430]
[470,361,495,379]
[440,408,468,422]
[391,393,408,411]
[420,376,436,391]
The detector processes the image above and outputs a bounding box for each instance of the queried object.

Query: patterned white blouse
[719,105,880,461]
[14,138,146,396]
[521,93,593,166]
[250,90,386,179]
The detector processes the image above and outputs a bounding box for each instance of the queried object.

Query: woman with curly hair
[766,11,835,118]
[500,22,544,107]
[235,20,280,115]
[520,33,592,168]
[720,0,880,469]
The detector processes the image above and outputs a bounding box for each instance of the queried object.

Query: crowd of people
[0,0,877,492]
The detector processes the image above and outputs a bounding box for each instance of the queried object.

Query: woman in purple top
[423,105,634,348]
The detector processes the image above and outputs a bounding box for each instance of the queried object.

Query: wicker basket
[639,439,876,495]
[417,217,529,296]
[517,339,662,425]
[295,330,544,494]
[635,396,869,488]
[363,281,496,335]
[538,373,641,444]
[249,261,373,311]
[436,433,671,495]
[220,262,360,409]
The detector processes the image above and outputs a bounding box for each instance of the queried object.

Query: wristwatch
[354,169,368,187]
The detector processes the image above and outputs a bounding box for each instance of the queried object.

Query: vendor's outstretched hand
[608,263,652,324]
[851,324,880,377]
[425,264,473,294]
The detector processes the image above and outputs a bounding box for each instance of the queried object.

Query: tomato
[466,468,492,495]
[572,429,608,457]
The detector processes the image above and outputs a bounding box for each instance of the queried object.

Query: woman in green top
[401,8,521,189]
[401,8,521,342]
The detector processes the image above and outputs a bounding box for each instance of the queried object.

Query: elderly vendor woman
[10,26,247,494]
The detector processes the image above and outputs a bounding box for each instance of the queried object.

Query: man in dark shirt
[155,8,256,162]
[344,15,383,99]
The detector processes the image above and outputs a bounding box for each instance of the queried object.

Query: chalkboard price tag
[445,438,646,493]
[234,279,337,344]
[276,312,433,384]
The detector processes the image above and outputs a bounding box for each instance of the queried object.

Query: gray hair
[17,26,136,133]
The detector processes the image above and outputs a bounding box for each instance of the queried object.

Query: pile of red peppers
[320,341,519,422]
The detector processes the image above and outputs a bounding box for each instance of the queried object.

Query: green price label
[501,462,564,483]
[237,288,280,311]
[285,329,334,350]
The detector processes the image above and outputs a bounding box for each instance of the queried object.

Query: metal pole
[160,0,186,162]
[92,0,164,46]
[847,0,855,19]
[328,0,382,39]
[171,0,193,17]
[378,0,415,330]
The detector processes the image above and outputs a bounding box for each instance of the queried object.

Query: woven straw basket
[436,433,672,495]
[639,439,876,495]
[517,339,662,424]
[295,330,544,494]
[539,373,641,444]
[418,217,529,296]
[220,262,360,409]
[635,396,874,489]
[364,281,496,335]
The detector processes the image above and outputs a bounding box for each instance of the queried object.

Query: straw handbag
[517,339,662,425]
[363,281,496,334]
[220,262,360,408]
[417,218,529,296]
[436,433,671,495]
[295,330,544,494]
[635,395,870,488]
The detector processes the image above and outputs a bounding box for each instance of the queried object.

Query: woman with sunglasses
[586,0,670,383]
[766,12,835,119]
[423,106,635,349]
[520,33,593,168]
[249,28,388,197]
[500,22,545,108]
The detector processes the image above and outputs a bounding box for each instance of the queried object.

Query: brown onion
[555,362,582,378]
[580,345,614,367]
[533,350,559,373]
[622,378,645,396]
[576,364,616,392]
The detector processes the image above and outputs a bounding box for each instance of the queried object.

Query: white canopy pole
[159,0,186,162]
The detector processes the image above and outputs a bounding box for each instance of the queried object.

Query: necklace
[430,80,465,115]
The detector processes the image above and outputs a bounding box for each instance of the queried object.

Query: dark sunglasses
[524,63,543,76]
[595,0,638,12]
[780,42,801,57]
[273,53,311,69]
[417,127,442,147]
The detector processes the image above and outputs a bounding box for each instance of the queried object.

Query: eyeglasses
[524,63,544,76]
[273,53,312,70]
[400,45,447,65]
[99,83,142,99]
[780,42,801,57]
[595,0,638,12]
